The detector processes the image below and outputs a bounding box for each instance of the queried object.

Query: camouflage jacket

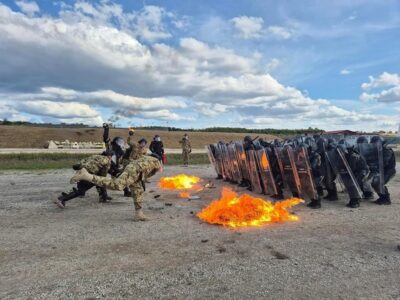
[180,138,192,152]
[79,155,111,176]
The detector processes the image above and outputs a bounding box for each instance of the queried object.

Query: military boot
[346,198,360,208]
[133,209,148,222]
[55,188,81,208]
[124,188,132,197]
[98,190,112,203]
[70,168,93,184]
[307,199,321,209]
[374,192,391,205]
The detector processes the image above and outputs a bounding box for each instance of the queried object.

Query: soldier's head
[128,127,135,136]
[183,133,189,139]
[154,134,161,142]
[138,138,147,147]
[370,135,384,144]
[337,143,349,155]
[356,136,368,144]
[111,137,126,158]
[243,135,252,143]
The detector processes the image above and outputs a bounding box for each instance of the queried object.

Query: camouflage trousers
[91,165,144,210]
[182,150,189,165]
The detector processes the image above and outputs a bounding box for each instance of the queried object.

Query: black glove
[72,164,81,171]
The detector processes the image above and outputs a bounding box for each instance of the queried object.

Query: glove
[72,164,82,171]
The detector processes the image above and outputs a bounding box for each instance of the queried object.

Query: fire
[179,192,191,198]
[261,151,269,168]
[197,187,303,228]
[159,174,201,190]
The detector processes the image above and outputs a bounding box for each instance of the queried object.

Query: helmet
[370,135,384,144]
[244,135,252,143]
[356,136,368,144]
[338,139,348,146]
[337,143,348,154]
[111,137,126,158]
[138,138,148,145]
[316,137,327,152]
[304,137,316,151]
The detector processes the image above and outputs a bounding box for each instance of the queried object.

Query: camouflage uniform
[57,155,111,206]
[123,137,147,165]
[91,155,161,210]
[179,138,192,165]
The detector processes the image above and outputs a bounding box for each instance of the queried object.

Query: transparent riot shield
[235,142,250,181]
[227,143,242,183]
[206,144,219,176]
[276,146,301,197]
[217,143,229,180]
[327,148,363,199]
[246,149,263,194]
[358,141,385,194]
[255,149,278,196]
[319,144,336,191]
[293,147,318,200]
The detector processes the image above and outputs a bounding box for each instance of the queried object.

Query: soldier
[370,136,396,205]
[179,133,192,166]
[356,136,374,199]
[338,142,369,208]
[316,137,338,201]
[55,149,114,208]
[149,134,164,162]
[70,155,162,221]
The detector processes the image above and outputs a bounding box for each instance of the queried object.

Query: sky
[0,0,399,131]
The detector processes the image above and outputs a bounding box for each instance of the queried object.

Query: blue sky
[0,0,399,131]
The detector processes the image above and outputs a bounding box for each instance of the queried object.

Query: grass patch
[0,153,210,170]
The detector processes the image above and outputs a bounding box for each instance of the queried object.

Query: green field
[0,153,210,170]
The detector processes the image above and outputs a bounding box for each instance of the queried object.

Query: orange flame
[197,187,303,228]
[261,151,269,169]
[159,174,201,190]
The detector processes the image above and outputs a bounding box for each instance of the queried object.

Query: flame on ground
[159,174,201,190]
[197,187,303,228]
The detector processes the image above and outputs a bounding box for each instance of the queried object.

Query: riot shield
[246,149,263,194]
[319,144,336,191]
[255,149,278,195]
[216,143,229,180]
[327,148,363,199]
[207,144,223,177]
[358,141,385,194]
[227,143,242,183]
[293,147,318,200]
[276,146,301,197]
[235,142,250,181]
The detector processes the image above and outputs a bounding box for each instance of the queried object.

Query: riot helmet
[370,135,384,144]
[356,136,368,144]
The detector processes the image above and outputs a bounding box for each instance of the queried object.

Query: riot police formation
[207,134,396,209]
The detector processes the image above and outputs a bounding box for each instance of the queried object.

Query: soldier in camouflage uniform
[179,133,192,166]
[55,151,113,208]
[121,137,148,196]
[70,155,162,221]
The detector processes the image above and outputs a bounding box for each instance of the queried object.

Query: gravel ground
[0,165,399,300]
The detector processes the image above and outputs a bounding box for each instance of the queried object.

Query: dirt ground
[1,165,400,300]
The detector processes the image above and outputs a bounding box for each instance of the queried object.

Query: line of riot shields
[207,134,396,208]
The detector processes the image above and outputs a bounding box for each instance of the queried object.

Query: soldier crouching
[55,150,114,208]
[70,155,162,221]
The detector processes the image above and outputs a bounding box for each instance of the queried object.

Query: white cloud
[0,2,396,131]
[340,68,351,75]
[15,0,39,16]
[360,72,400,103]
[267,26,293,39]
[266,58,280,73]
[231,16,264,39]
